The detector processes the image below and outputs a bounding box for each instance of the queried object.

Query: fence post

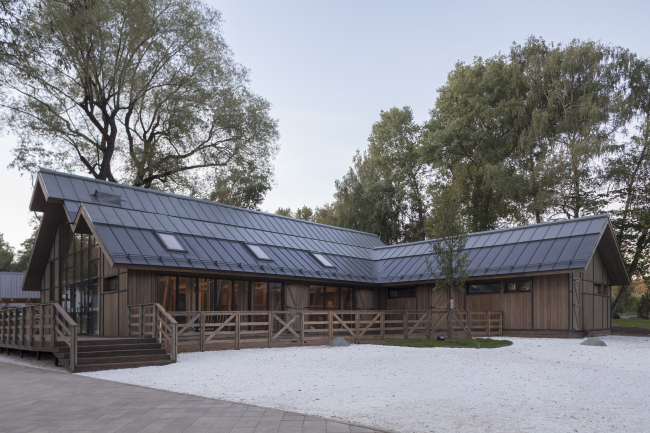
[300,312,305,346]
[403,311,408,340]
[426,311,431,339]
[328,311,333,340]
[487,312,491,337]
[235,312,240,350]
[38,306,44,347]
[468,312,472,339]
[70,323,77,373]
[171,322,178,362]
[200,312,205,352]
[51,306,56,348]
[380,312,385,341]
[355,311,360,344]
[268,312,272,348]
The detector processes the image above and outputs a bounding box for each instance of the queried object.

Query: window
[388,288,416,298]
[246,244,271,260]
[312,253,334,268]
[467,282,500,294]
[157,233,185,252]
[104,276,118,292]
[505,279,532,293]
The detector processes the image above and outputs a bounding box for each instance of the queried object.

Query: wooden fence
[0,303,78,372]
[127,306,502,352]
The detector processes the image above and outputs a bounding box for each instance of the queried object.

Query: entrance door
[74,280,99,335]
[102,291,119,336]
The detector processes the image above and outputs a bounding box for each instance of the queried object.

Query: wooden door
[285,284,309,310]
[102,291,120,337]
[571,276,582,331]
[356,289,375,310]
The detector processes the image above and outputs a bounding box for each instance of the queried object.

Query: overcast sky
[1,0,649,249]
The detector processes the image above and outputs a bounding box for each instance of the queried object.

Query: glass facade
[157,275,357,312]
[59,224,100,335]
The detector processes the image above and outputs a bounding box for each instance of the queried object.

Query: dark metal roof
[30,169,630,286]
[0,272,39,299]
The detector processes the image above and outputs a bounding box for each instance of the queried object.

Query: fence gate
[271,312,302,341]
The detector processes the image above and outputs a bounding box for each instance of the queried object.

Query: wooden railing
[128,303,178,362]
[125,309,502,352]
[0,303,78,372]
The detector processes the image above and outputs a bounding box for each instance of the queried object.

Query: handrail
[128,303,178,362]
[0,302,78,373]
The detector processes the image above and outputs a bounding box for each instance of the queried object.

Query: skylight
[158,233,185,252]
[312,253,334,268]
[246,244,271,260]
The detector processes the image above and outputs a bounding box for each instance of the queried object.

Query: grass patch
[612,318,650,329]
[371,338,513,349]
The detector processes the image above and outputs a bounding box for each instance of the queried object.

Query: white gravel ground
[8,336,649,432]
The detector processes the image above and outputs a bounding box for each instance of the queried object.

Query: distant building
[0,272,39,308]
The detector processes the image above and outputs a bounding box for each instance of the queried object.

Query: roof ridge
[38,168,383,242]
[372,213,610,251]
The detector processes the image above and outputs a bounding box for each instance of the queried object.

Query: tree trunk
[611,285,628,318]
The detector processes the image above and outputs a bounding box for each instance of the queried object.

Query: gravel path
[25,336,650,432]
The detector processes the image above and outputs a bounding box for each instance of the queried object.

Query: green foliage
[1,0,279,202]
[638,292,650,319]
[0,233,14,272]
[275,207,292,217]
[612,287,639,314]
[294,206,314,221]
[612,318,650,329]
[374,338,513,349]
[334,107,429,244]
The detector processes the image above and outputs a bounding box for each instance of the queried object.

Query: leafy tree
[294,206,313,221]
[335,107,429,244]
[274,207,292,217]
[209,166,272,210]
[638,292,650,319]
[0,233,15,271]
[607,57,650,317]
[425,55,528,231]
[312,203,338,226]
[11,222,37,272]
[1,0,279,200]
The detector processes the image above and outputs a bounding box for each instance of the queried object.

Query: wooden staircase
[53,338,173,372]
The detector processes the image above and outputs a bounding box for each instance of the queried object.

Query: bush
[613,312,620,319]
[638,292,650,319]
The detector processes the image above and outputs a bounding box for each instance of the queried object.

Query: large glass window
[158,276,177,312]
[233,280,250,310]
[341,287,354,310]
[309,286,325,310]
[325,287,338,310]
[198,278,213,311]
[59,224,100,335]
[253,282,268,310]
[269,283,282,311]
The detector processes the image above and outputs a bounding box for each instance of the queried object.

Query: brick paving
[0,362,388,433]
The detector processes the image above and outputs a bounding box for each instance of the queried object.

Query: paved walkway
[0,362,387,433]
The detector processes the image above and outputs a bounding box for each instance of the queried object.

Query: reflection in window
[467,282,501,294]
[233,280,250,310]
[505,279,531,293]
[309,286,325,310]
[269,283,282,311]
[387,288,416,298]
[215,280,232,310]
[253,282,268,310]
[198,278,212,311]
[325,286,338,310]
[341,287,353,310]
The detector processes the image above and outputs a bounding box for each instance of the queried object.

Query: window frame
[312,252,335,268]
[244,243,272,261]
[156,232,187,252]
[387,287,417,298]
[467,281,501,295]
[504,278,532,293]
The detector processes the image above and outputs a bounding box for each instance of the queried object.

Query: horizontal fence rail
[128,303,178,362]
[126,308,503,352]
[0,302,78,372]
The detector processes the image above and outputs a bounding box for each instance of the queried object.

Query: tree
[294,206,313,221]
[1,0,279,200]
[427,180,470,343]
[607,57,650,317]
[334,107,429,244]
[209,166,272,210]
[274,207,292,217]
[425,55,528,231]
[0,233,14,271]
[11,222,37,272]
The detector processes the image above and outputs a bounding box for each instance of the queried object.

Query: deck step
[74,359,174,373]
[77,354,171,365]
[51,337,173,372]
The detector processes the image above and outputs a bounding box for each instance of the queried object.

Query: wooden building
[18,169,630,341]
[0,272,39,308]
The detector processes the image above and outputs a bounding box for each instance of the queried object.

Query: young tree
[427,180,470,343]
[1,0,279,199]
[0,233,15,271]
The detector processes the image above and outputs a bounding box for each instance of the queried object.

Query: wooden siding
[533,275,569,330]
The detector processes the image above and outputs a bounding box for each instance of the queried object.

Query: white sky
[1,0,649,249]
